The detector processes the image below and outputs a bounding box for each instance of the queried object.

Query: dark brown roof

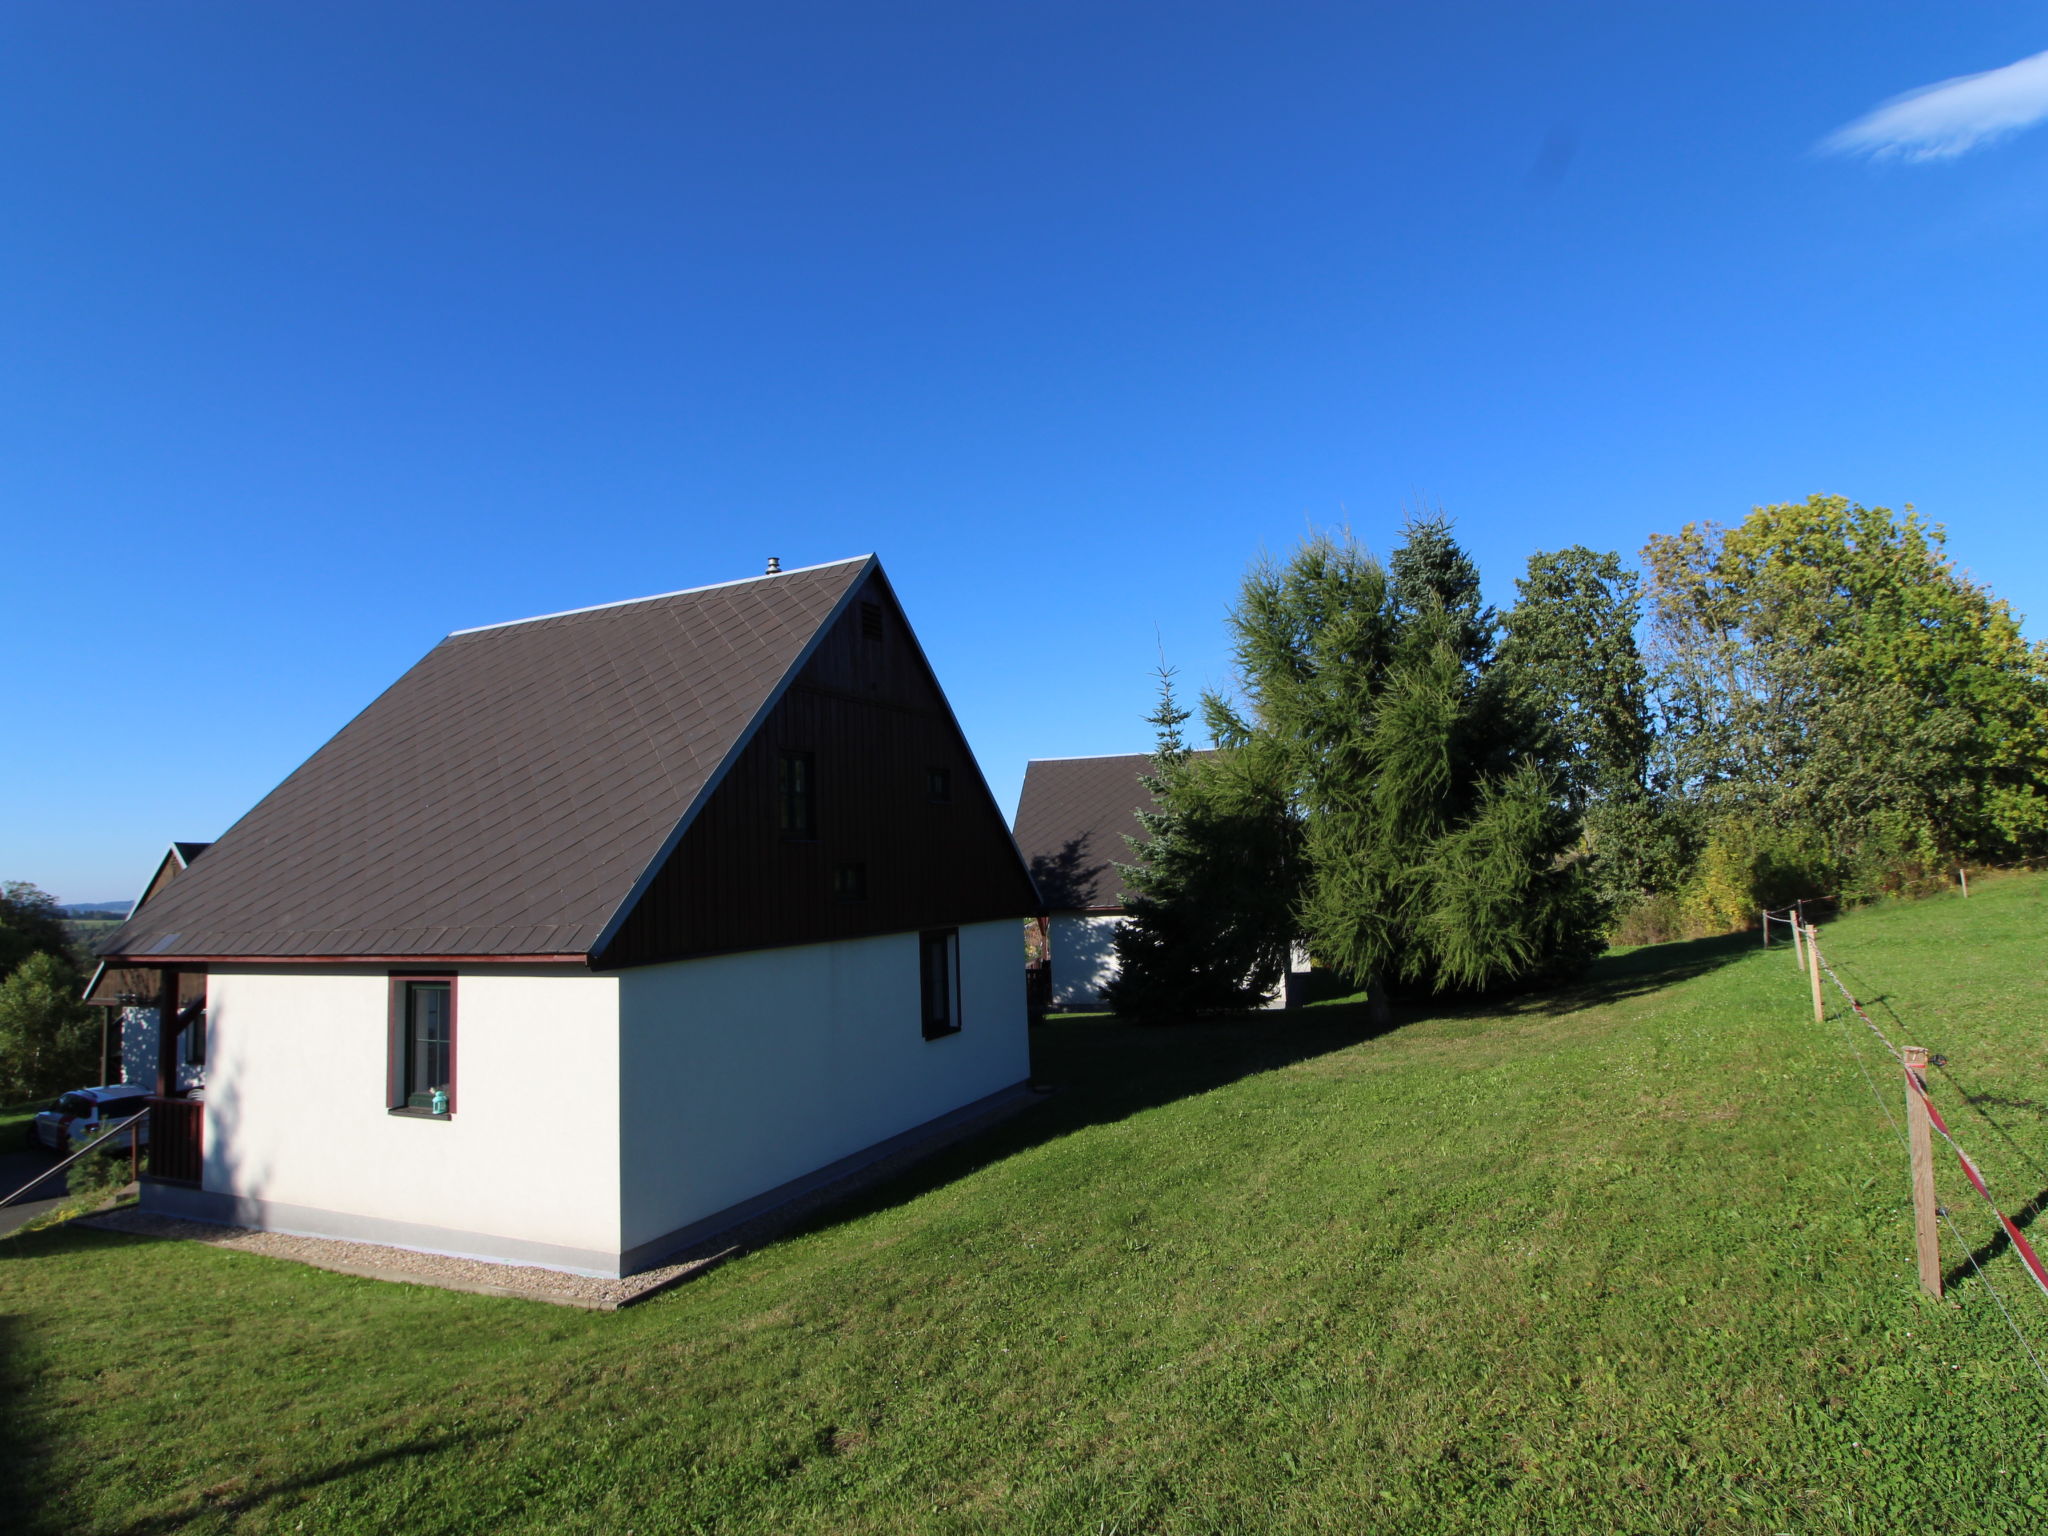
[100,558,873,962]
[1012,753,1166,911]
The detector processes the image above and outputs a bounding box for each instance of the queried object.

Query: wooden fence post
[1761,910,1769,948]
[1806,923,1825,1026]
[1903,1046,1943,1298]
[1959,867,1970,899]
[1790,915,1804,970]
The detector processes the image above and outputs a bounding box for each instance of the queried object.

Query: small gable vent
[859,601,884,641]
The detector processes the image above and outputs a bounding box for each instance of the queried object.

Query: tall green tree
[1642,495,2048,891]
[1106,671,1302,1022]
[1219,524,1603,1010]
[1499,547,1676,907]
[0,881,106,1098]
[1391,512,1494,669]
[1499,547,1651,811]
[0,951,99,1100]
[0,882,77,978]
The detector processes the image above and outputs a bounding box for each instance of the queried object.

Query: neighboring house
[1012,752,1310,1011]
[82,842,212,1091]
[1013,753,1180,1008]
[93,556,1040,1277]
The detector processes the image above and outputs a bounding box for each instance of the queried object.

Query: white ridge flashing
[449,555,874,637]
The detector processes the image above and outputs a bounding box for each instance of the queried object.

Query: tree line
[0,882,103,1100]
[1108,495,2048,1020]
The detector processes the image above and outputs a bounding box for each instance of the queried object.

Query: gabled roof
[100,558,875,963]
[85,841,214,1003]
[1012,752,1173,912]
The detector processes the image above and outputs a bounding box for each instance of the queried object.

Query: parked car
[30,1084,151,1152]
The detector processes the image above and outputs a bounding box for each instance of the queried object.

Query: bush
[65,1126,137,1202]
[1609,891,1688,947]
[1675,818,1833,937]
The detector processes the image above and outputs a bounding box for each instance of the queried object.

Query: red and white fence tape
[1904,1064,2048,1304]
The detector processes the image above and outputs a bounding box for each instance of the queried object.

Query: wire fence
[1768,902,2048,1392]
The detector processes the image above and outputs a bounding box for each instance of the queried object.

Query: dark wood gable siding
[594,572,1038,968]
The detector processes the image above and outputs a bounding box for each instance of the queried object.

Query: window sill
[388,1106,452,1121]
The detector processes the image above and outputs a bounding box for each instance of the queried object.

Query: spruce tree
[1106,669,1302,1022]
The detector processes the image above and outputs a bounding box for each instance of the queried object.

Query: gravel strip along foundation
[77,1086,1051,1309]
[80,1209,717,1309]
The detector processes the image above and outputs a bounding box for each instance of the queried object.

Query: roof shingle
[1011,753,1169,911]
[101,558,871,961]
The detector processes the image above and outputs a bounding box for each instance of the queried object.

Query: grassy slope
[1,1100,47,1142]
[4,878,2047,1533]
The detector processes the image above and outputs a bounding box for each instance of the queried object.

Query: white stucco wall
[193,966,622,1262]
[118,1006,205,1092]
[617,919,1029,1255]
[1050,919,1313,1011]
[1049,913,1124,1007]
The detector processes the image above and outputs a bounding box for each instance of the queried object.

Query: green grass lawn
[5,877,2048,1533]
[2,1098,49,1150]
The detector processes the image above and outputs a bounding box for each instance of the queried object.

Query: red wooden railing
[147,1097,203,1185]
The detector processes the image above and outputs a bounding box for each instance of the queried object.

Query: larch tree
[1217,519,1604,1016]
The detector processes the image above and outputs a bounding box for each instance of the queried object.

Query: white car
[30,1084,152,1153]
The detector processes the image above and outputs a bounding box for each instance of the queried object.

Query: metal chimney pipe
[765,556,782,574]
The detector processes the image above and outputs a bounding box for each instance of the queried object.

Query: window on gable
[860,601,884,641]
[920,928,961,1040]
[927,766,952,803]
[389,977,455,1116]
[780,750,817,839]
[836,862,868,902]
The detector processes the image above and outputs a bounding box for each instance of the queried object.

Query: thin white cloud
[1822,46,2048,161]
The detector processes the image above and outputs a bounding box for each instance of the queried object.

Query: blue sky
[7,2,2048,903]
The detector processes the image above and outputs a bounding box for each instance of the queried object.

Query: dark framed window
[835,862,868,902]
[388,975,456,1116]
[780,750,816,839]
[860,600,884,641]
[927,766,952,803]
[920,928,961,1040]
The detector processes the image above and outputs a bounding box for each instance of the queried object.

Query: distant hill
[58,903,131,918]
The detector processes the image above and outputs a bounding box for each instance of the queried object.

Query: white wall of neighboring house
[117,1006,205,1092]
[145,965,625,1273]
[1049,912,1125,1007]
[616,919,1029,1264]
[1051,920,1315,1011]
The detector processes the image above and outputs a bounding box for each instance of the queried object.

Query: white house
[1012,752,1310,1011]
[94,556,1041,1277]
[1012,754,1160,1008]
[83,842,212,1091]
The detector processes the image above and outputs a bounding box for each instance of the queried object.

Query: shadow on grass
[0,1218,154,1264]
[0,1312,28,1525]
[1943,1184,2048,1295]
[767,929,1754,1250]
[100,1430,500,1536]
[0,1254,503,1533]
[1424,929,1757,1023]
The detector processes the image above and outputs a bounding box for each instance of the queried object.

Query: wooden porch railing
[146,1097,203,1185]
[1025,961,1051,1022]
